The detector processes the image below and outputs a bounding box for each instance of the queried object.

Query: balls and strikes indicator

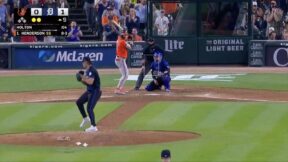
[37,18,41,23]
[31,17,36,22]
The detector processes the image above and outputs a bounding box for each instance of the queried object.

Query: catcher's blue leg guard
[145,81,160,91]
[163,76,171,91]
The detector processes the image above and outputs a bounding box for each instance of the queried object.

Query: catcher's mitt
[76,70,84,81]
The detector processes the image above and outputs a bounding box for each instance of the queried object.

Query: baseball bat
[112,20,135,49]
[112,20,124,31]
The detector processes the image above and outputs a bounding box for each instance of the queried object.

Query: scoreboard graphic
[14,8,69,36]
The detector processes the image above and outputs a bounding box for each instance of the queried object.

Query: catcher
[145,51,171,92]
[134,38,164,90]
[75,57,102,132]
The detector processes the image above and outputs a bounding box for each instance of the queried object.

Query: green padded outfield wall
[148,0,252,65]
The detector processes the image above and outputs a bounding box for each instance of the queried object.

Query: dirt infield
[0,131,199,147]
[0,67,287,147]
[0,66,287,76]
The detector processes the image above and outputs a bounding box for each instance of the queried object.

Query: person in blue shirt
[76,57,102,132]
[67,21,83,42]
[145,51,171,92]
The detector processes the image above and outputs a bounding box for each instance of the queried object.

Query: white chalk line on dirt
[185,93,288,103]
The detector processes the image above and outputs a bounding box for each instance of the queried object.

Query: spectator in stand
[281,14,288,39]
[252,1,258,23]
[126,8,140,34]
[113,0,121,11]
[20,35,37,42]
[155,10,169,36]
[20,0,30,8]
[6,0,14,17]
[254,6,268,39]
[278,0,288,13]
[95,0,109,36]
[120,0,134,17]
[30,0,41,7]
[266,0,283,36]
[102,6,118,27]
[0,0,10,38]
[268,26,277,39]
[10,25,18,42]
[119,0,133,27]
[134,0,147,36]
[44,36,56,42]
[258,0,270,11]
[84,0,95,32]
[109,1,120,17]
[0,32,8,42]
[57,0,69,8]
[44,0,57,8]
[74,0,82,8]
[103,15,120,41]
[131,28,142,41]
[66,21,83,41]
[130,0,137,5]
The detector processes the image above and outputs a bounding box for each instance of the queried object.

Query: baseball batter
[114,32,132,95]
[76,57,102,132]
[145,51,171,92]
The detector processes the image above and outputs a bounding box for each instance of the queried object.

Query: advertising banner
[11,43,117,69]
[265,42,288,67]
[198,37,249,64]
[153,38,198,65]
[249,40,266,67]
[129,42,146,67]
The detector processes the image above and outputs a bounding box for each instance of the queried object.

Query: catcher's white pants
[115,57,129,89]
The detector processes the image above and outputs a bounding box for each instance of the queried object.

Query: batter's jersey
[116,37,128,59]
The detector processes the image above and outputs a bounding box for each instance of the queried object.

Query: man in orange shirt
[102,6,119,27]
[115,32,132,94]
[131,28,142,41]
[161,3,178,15]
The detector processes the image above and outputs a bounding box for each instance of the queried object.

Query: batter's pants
[76,90,102,126]
[115,57,129,89]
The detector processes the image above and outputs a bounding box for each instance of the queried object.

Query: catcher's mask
[153,51,162,62]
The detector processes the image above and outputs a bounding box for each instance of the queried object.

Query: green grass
[0,102,122,134]
[173,73,288,91]
[1,101,288,162]
[0,73,287,92]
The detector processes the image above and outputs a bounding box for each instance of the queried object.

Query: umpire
[134,38,164,90]
[76,57,102,133]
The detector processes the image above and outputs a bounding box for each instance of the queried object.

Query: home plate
[145,93,161,96]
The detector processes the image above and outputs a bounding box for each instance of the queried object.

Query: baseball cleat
[85,126,98,132]
[114,89,126,95]
[80,117,90,128]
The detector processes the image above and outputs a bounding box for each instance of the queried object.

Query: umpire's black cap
[147,38,154,42]
[82,56,92,64]
[161,149,171,159]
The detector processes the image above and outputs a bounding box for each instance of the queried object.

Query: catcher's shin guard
[163,76,171,90]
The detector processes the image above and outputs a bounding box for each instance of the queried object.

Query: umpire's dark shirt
[143,44,164,63]
[86,66,101,92]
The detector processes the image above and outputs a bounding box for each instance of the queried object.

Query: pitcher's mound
[0,130,200,147]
